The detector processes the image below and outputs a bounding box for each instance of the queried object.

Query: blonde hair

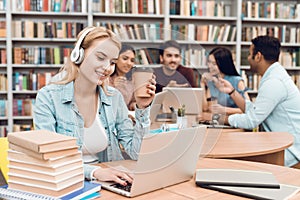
[52,26,121,91]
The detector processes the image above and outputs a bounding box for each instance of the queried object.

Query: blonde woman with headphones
[33,26,156,186]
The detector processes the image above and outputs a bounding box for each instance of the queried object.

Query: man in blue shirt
[213,35,300,167]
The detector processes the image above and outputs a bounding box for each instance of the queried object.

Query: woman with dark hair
[109,44,136,110]
[201,47,248,115]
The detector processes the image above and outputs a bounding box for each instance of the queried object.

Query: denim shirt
[208,75,244,108]
[33,82,150,179]
[228,62,300,167]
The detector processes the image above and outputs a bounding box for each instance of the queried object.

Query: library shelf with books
[0,7,6,136]
[240,0,300,98]
[1,0,299,133]
[4,0,89,133]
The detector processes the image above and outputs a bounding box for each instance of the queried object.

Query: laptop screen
[162,87,203,115]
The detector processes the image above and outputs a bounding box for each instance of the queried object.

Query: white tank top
[82,113,108,164]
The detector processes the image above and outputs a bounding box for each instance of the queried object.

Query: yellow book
[0,137,8,181]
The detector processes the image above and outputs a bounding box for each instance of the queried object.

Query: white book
[196,169,280,188]
[222,24,231,42]
[155,0,160,14]
[282,25,286,43]
[230,26,237,42]
[270,2,275,19]
[149,24,157,41]
[247,1,252,18]
[147,0,154,14]
[290,27,296,44]
[217,25,225,42]
[202,184,300,200]
[143,24,149,40]
[9,163,83,176]
[187,24,195,41]
[128,26,136,40]
[81,0,87,13]
[8,174,83,191]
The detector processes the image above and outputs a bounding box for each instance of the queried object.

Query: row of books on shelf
[13,124,33,132]
[95,22,164,41]
[12,20,86,39]
[0,74,7,91]
[0,21,5,38]
[241,70,300,92]
[0,0,5,10]
[241,49,300,68]
[0,126,7,137]
[2,71,56,92]
[13,47,72,65]
[0,124,34,136]
[0,99,7,117]
[242,1,300,19]
[13,71,54,90]
[171,24,236,43]
[135,47,207,68]
[242,26,300,44]
[77,19,220,44]
[13,71,55,91]
[0,49,6,64]
[13,0,86,13]
[13,98,35,117]
[5,130,101,199]
[170,0,231,17]
[92,0,162,15]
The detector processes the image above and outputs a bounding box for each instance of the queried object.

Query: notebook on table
[95,125,207,197]
[201,184,300,200]
[195,169,280,188]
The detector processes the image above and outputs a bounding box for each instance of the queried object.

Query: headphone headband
[70,27,96,64]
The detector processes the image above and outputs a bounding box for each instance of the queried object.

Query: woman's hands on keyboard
[93,167,133,186]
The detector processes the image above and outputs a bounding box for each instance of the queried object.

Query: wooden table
[96,158,300,200]
[151,114,293,165]
[204,131,293,166]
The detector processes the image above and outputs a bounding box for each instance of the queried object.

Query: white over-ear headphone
[70,27,96,65]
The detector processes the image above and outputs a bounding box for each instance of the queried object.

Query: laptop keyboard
[110,181,132,192]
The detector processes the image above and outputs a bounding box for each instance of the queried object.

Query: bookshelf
[1,0,300,135]
[240,0,300,99]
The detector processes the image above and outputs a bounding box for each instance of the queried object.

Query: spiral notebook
[0,187,59,200]
[0,181,101,200]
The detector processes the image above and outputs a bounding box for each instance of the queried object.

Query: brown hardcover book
[7,149,82,167]
[8,180,83,198]
[9,143,79,160]
[8,166,83,182]
[7,130,77,153]
[8,173,84,190]
[9,159,83,174]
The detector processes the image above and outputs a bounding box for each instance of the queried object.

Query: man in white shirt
[212,35,300,167]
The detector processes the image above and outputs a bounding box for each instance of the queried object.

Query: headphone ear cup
[70,48,79,63]
[70,27,95,64]
[74,48,84,65]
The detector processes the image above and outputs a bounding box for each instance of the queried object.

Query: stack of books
[195,169,300,200]
[6,130,85,198]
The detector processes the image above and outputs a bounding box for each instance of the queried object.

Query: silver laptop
[96,125,206,197]
[150,90,169,122]
[162,87,203,115]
